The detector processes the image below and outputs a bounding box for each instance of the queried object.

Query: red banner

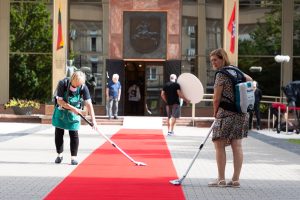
[227,2,236,53]
[56,4,64,50]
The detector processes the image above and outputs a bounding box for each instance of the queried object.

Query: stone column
[0,0,10,104]
[102,0,109,105]
[281,0,294,87]
[52,0,68,94]
[197,0,207,93]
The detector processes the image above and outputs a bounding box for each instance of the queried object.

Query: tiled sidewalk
[0,122,299,200]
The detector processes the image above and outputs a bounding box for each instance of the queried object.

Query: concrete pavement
[0,121,299,200]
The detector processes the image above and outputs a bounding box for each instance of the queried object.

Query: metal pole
[280,62,283,103]
[286,106,289,134]
[268,106,271,131]
[192,103,195,127]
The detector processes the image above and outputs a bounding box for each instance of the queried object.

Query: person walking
[209,48,252,187]
[128,81,141,115]
[52,71,97,165]
[106,74,121,119]
[249,81,262,130]
[161,74,190,136]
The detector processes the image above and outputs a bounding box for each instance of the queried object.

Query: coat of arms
[130,18,160,53]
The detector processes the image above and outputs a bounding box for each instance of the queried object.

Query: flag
[227,2,236,53]
[56,4,64,50]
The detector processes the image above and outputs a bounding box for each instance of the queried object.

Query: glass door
[145,64,164,116]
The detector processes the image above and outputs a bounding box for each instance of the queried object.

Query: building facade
[1,0,299,116]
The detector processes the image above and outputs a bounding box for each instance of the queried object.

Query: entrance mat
[122,117,162,129]
[45,129,185,200]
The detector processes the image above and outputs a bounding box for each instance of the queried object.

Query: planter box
[12,106,33,115]
[45,104,54,115]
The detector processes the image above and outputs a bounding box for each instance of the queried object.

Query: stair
[0,114,215,127]
[40,115,123,125]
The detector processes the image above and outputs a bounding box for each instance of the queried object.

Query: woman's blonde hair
[209,48,231,66]
[71,71,86,85]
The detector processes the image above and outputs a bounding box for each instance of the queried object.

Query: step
[0,114,215,127]
[40,115,124,125]
[0,114,42,123]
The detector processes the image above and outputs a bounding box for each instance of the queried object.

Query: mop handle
[78,113,145,165]
[79,113,94,126]
[181,121,215,178]
[78,113,119,144]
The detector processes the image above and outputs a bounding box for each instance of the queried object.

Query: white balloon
[177,73,204,104]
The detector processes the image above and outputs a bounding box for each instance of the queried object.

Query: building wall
[108,0,181,60]
[52,0,69,95]
[0,0,298,106]
[0,0,10,104]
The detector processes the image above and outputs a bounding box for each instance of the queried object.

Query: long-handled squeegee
[170,121,215,185]
[79,113,146,166]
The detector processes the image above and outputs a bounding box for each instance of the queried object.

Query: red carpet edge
[45,128,185,200]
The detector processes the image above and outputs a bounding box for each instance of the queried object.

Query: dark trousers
[249,104,261,129]
[55,127,79,156]
[129,100,139,115]
[271,107,281,130]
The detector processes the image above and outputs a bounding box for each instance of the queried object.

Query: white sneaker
[167,131,174,136]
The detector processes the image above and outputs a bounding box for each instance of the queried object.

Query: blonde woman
[52,71,97,165]
[209,48,252,188]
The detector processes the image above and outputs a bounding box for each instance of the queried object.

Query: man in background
[128,81,141,115]
[161,74,190,136]
[249,81,262,130]
[106,74,121,119]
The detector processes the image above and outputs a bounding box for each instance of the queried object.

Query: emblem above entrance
[123,11,167,59]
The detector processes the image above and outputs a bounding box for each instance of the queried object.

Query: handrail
[200,94,298,134]
[201,94,285,105]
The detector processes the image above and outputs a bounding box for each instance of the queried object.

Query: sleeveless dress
[212,73,249,143]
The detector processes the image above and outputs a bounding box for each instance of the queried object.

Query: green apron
[52,86,82,131]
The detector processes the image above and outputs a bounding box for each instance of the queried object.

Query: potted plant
[4,98,40,115]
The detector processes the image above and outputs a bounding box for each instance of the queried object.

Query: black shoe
[71,159,78,165]
[55,156,63,164]
[114,116,118,119]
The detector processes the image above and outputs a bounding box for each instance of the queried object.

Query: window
[91,37,96,51]
[147,67,157,80]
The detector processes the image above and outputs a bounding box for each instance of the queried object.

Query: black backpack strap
[214,68,236,103]
[214,66,245,113]
[214,66,243,82]
[54,78,70,107]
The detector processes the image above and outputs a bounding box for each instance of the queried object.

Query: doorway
[124,62,145,116]
[124,61,169,116]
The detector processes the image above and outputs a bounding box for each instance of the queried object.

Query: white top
[128,84,141,102]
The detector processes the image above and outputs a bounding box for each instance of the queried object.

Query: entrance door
[145,63,164,116]
[106,59,125,115]
[124,61,166,116]
[124,62,145,116]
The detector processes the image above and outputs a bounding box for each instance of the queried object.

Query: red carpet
[45,129,185,200]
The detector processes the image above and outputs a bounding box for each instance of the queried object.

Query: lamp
[274,55,290,102]
[275,55,290,63]
[249,66,262,72]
